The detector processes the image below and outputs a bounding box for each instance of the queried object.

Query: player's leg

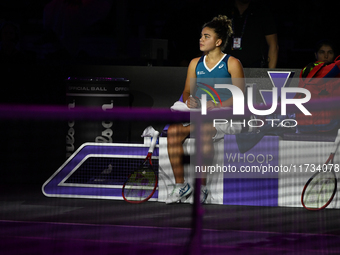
[166,123,192,203]
[199,121,242,203]
[167,123,191,183]
[199,123,217,203]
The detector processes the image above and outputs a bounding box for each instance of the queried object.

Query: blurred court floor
[0,183,340,255]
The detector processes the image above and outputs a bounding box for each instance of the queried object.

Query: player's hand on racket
[206,100,219,110]
[186,96,201,109]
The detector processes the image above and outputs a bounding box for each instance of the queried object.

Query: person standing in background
[223,0,279,68]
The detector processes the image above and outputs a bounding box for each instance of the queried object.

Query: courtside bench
[158,131,340,209]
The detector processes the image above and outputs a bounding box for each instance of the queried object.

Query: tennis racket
[301,129,340,210]
[192,96,201,108]
[122,130,159,203]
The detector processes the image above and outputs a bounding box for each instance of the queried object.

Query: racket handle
[332,129,340,154]
[148,131,159,153]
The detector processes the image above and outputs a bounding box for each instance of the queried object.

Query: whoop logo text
[200,85,312,116]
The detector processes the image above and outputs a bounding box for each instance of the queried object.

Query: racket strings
[304,175,336,208]
[302,154,337,210]
[123,167,157,201]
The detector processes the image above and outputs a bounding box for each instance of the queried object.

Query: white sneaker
[200,185,208,204]
[165,182,193,204]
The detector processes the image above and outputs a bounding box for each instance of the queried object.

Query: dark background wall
[0,0,339,69]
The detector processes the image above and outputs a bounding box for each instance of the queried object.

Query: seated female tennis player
[166,15,245,204]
